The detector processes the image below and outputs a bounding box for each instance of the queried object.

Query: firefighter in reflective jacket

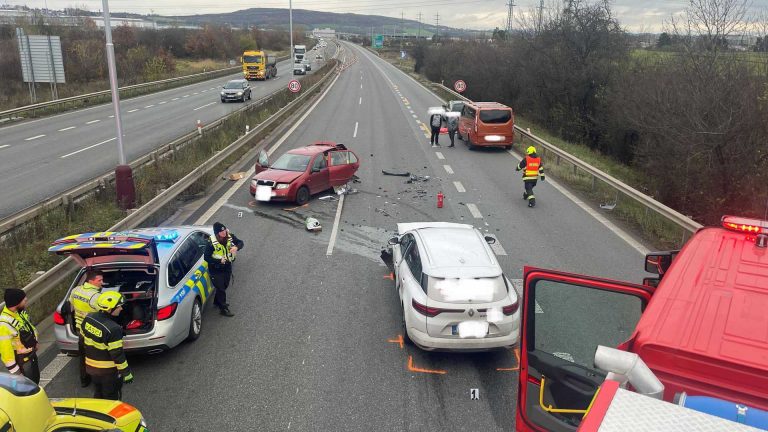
[204,222,244,317]
[0,289,39,384]
[82,291,133,400]
[69,269,103,387]
[516,146,545,207]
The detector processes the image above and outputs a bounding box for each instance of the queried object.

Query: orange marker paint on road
[408,355,447,375]
[496,348,521,372]
[387,334,404,349]
[383,272,394,280]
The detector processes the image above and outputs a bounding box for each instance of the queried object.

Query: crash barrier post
[431,82,702,249]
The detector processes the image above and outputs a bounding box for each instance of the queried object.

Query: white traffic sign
[288,79,302,93]
[454,80,467,93]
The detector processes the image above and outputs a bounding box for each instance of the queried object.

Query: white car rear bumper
[407,324,519,351]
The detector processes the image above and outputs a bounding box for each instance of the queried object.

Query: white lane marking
[443,164,454,174]
[360,84,363,89]
[412,114,417,118]
[39,354,72,389]
[415,119,421,124]
[359,96,362,105]
[326,193,345,256]
[409,109,414,113]
[484,234,507,256]
[435,152,445,160]
[158,101,167,104]
[183,95,190,98]
[466,203,483,219]
[109,115,114,118]
[144,104,155,108]
[210,87,216,90]
[0,145,9,149]
[58,126,76,131]
[172,97,179,101]
[195,72,341,225]
[25,134,45,141]
[453,181,465,192]
[193,102,217,111]
[506,150,649,255]
[193,92,199,95]
[353,121,358,138]
[201,90,207,93]
[85,119,100,124]
[61,137,116,158]
[127,109,139,113]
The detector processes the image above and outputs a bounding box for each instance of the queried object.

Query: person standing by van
[516,146,545,207]
[444,112,459,147]
[429,112,442,147]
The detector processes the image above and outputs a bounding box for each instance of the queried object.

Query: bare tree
[669,0,751,53]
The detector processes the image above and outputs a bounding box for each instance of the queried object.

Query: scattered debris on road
[227,172,248,181]
[382,169,410,177]
[305,217,322,232]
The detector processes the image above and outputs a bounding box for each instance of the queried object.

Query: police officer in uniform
[204,222,244,317]
[69,269,104,387]
[516,146,545,207]
[82,291,133,400]
[0,289,40,384]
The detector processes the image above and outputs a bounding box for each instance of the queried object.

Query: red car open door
[516,267,654,432]
[328,150,360,186]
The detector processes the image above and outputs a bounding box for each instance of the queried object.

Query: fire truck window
[532,280,642,368]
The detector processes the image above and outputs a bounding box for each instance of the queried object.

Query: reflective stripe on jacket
[209,234,235,263]
[82,311,130,375]
[0,307,37,374]
[69,282,100,333]
[522,156,543,180]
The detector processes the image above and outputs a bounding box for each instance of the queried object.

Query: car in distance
[293,64,307,75]
[386,222,520,351]
[316,54,324,60]
[250,142,360,205]
[49,227,216,355]
[220,79,251,102]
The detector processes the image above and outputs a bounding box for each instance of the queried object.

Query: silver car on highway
[49,226,216,355]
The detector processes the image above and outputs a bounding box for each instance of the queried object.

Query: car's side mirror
[644,251,677,275]
[484,235,496,244]
[388,236,400,246]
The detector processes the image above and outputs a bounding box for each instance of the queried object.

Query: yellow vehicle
[241,50,277,81]
[0,373,148,432]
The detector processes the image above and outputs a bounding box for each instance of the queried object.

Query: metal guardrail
[0,55,291,122]
[11,51,342,311]
[432,82,703,237]
[0,56,294,237]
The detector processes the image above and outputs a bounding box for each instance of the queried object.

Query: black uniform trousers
[211,269,232,309]
[18,352,40,384]
[430,127,440,145]
[78,335,90,385]
[91,370,122,400]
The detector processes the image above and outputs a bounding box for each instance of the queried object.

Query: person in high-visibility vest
[0,289,39,384]
[204,222,244,317]
[69,269,103,387]
[82,291,133,400]
[516,146,545,207]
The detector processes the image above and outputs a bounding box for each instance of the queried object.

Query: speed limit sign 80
[288,79,302,93]
[454,80,467,93]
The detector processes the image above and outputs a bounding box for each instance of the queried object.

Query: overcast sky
[6,0,767,32]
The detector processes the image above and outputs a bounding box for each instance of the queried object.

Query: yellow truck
[242,50,277,81]
[0,373,148,431]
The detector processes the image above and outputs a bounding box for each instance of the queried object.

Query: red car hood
[253,169,303,184]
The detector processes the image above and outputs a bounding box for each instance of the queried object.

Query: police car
[49,226,215,355]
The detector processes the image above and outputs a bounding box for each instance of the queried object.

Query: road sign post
[454,80,467,93]
[288,79,302,93]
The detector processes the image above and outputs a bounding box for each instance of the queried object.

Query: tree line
[411,0,768,224]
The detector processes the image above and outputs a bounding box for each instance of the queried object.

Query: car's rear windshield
[271,153,311,172]
[479,109,512,124]
[243,55,262,63]
[224,81,244,89]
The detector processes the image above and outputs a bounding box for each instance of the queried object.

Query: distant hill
[169,8,476,37]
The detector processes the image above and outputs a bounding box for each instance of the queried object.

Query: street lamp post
[289,0,293,65]
[102,0,135,209]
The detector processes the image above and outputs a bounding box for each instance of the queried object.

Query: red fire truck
[515,215,768,431]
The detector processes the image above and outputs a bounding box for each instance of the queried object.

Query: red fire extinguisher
[437,192,444,208]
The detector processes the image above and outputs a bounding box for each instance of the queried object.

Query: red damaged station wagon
[249,142,360,204]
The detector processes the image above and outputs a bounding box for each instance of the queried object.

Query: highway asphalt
[42,41,649,431]
[0,45,336,219]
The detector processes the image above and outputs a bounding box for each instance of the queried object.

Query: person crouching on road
[516,146,545,207]
[82,291,133,400]
[70,269,104,387]
[429,111,443,147]
[0,289,40,384]
[204,222,245,317]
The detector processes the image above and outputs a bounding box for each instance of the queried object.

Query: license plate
[454,321,489,338]
[255,185,272,201]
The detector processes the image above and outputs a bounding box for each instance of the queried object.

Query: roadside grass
[0,61,336,323]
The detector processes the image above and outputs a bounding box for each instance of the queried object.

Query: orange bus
[458,101,515,150]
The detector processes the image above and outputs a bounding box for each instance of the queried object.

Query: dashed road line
[353,121,358,138]
[25,134,45,141]
[466,203,483,219]
[453,181,465,192]
[193,92,199,95]
[172,97,180,101]
[85,119,100,124]
[108,115,114,118]
[359,97,362,105]
[127,109,139,113]
[326,194,345,256]
[193,102,217,111]
[412,114,417,118]
[183,94,190,98]
[443,165,454,174]
[158,101,167,104]
[0,145,9,149]
[201,90,207,93]
[144,105,155,108]
[61,137,116,158]
[58,126,76,131]
[360,84,363,89]
[435,152,445,160]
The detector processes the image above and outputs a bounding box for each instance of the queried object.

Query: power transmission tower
[537,0,545,34]
[435,13,440,40]
[400,11,404,51]
[417,11,422,40]
[505,0,515,38]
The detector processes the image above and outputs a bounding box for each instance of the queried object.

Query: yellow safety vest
[210,234,236,263]
[69,282,101,333]
[0,307,37,374]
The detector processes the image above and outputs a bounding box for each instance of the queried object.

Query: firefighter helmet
[526,146,537,155]
[96,291,125,312]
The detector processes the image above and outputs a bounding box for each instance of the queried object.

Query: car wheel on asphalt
[401,306,412,346]
[504,145,512,150]
[187,298,203,342]
[468,138,477,151]
[295,186,310,205]
[221,99,225,103]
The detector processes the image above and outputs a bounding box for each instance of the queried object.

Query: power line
[417,11,422,40]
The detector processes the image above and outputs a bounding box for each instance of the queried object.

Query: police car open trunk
[49,232,161,335]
